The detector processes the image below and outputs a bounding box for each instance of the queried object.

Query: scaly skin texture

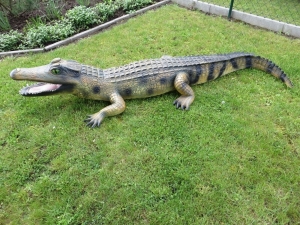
[10,52,293,127]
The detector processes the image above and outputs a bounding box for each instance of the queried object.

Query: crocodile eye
[51,68,60,75]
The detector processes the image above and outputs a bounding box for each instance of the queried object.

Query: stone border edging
[172,0,300,38]
[0,0,171,58]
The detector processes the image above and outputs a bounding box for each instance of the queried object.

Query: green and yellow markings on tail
[192,56,250,85]
[251,56,293,88]
[190,55,293,88]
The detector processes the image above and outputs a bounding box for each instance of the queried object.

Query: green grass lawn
[1,4,300,224]
[203,0,300,26]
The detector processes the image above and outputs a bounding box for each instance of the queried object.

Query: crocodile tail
[192,53,293,88]
[250,55,293,88]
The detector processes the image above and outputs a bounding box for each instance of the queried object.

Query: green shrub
[0,31,23,51]
[120,0,153,13]
[94,2,119,22]
[24,20,75,48]
[65,6,99,31]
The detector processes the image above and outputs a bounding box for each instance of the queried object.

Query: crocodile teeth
[20,82,62,95]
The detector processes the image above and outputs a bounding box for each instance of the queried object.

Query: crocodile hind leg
[85,92,126,127]
[173,72,195,110]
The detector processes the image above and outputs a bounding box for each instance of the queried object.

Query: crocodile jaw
[10,66,76,96]
[19,82,73,96]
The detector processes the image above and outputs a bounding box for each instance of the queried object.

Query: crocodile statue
[10,52,293,127]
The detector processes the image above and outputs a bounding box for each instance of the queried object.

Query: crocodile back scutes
[102,53,254,82]
[81,65,104,79]
[103,57,194,82]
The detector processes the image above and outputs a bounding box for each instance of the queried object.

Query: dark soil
[6,0,163,32]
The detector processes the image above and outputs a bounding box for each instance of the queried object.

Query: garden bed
[0,0,165,52]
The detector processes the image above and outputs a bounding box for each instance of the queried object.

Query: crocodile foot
[173,96,194,110]
[85,112,105,128]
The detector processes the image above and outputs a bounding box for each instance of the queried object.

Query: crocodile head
[10,58,82,96]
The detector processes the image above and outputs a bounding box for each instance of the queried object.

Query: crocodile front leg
[173,72,195,110]
[85,92,126,127]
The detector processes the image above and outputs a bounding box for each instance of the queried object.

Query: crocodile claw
[173,100,188,110]
[173,96,194,110]
[84,113,104,128]
[85,119,101,128]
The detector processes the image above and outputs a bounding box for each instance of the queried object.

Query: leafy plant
[0,10,11,31]
[94,2,119,22]
[23,16,46,32]
[66,6,99,31]
[24,20,74,48]
[120,0,153,13]
[45,0,63,20]
[103,0,115,3]
[76,0,90,7]
[0,30,22,51]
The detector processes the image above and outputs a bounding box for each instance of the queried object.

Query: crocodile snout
[10,68,20,79]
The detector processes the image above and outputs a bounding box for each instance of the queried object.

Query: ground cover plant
[0,4,300,224]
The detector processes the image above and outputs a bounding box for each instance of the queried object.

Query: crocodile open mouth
[20,82,73,96]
